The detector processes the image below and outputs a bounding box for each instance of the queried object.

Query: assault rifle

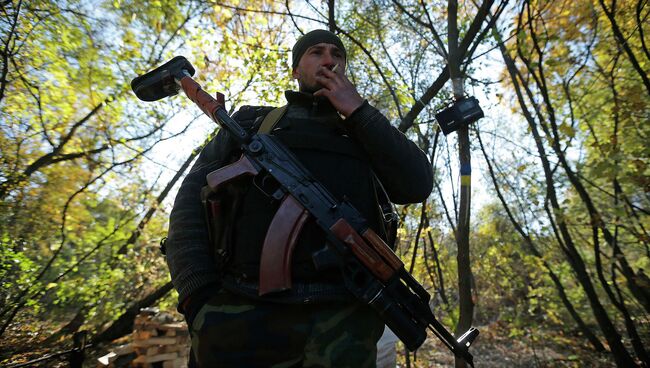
[131,56,479,366]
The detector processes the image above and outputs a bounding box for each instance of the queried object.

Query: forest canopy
[0,0,648,366]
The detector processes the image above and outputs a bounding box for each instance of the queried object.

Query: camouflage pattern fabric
[190,289,384,367]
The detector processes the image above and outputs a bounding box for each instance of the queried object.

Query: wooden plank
[160,323,186,330]
[97,352,117,366]
[162,358,187,368]
[132,337,177,347]
[132,352,178,363]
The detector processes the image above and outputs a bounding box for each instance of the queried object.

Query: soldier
[165,29,433,367]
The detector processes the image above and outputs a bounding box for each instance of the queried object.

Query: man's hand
[314,66,365,117]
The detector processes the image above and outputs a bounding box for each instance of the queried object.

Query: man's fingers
[321,67,336,76]
[315,75,336,89]
[322,68,354,90]
[321,67,342,80]
[313,88,329,97]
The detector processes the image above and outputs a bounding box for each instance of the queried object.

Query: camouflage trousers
[189,289,384,368]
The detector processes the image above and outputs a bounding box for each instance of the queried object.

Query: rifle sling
[258,105,287,134]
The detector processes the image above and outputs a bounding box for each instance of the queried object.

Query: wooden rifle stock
[179,76,222,121]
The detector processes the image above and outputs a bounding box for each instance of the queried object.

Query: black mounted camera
[435,96,484,135]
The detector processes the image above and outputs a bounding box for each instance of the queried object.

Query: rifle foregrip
[206,155,259,191]
[330,219,395,283]
[258,195,310,296]
[362,229,403,272]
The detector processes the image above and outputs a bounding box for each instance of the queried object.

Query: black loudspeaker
[435,96,484,135]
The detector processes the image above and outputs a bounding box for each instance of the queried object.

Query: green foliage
[0,0,646,366]
[0,0,293,346]
[0,234,39,305]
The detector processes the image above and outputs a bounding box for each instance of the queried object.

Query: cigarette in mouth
[331,64,339,72]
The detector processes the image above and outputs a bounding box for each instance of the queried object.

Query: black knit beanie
[292,30,346,68]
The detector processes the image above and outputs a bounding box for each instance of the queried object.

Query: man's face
[292,43,346,93]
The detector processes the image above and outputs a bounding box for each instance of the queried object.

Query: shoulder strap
[258,105,288,134]
[372,173,398,249]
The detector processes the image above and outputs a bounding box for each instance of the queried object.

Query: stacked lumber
[131,308,190,368]
[96,308,190,368]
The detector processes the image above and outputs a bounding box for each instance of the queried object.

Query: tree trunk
[92,282,174,344]
[448,1,475,367]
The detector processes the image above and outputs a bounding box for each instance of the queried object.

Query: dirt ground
[397,322,617,367]
[1,321,620,367]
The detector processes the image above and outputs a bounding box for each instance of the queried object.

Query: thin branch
[0,0,21,103]
[598,0,650,95]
